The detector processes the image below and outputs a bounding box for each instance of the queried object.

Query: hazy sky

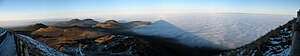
[0,0,299,20]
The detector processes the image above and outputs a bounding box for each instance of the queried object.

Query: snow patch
[17,34,67,56]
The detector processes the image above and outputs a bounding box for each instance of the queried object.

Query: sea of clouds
[104,13,293,49]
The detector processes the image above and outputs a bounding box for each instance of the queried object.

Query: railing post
[291,9,300,56]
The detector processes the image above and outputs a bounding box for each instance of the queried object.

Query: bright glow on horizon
[0,0,299,20]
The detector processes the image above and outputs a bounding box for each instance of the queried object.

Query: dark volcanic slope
[221,18,295,56]
[22,23,48,31]
[94,20,151,29]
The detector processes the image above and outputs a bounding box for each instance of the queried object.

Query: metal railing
[0,29,8,46]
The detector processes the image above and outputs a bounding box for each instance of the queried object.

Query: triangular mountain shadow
[130,20,228,49]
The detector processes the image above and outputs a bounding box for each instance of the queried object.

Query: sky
[0,0,299,21]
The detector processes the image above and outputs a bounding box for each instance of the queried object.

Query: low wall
[15,34,67,56]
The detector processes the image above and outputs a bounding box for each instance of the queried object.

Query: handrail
[0,31,7,37]
[0,31,8,46]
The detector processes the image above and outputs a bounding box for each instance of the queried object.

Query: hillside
[22,23,48,31]
[51,19,99,27]
[94,20,151,29]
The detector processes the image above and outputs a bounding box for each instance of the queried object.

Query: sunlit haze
[0,0,299,21]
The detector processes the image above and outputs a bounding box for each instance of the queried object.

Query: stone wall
[15,34,67,56]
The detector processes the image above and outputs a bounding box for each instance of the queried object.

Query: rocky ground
[220,18,295,56]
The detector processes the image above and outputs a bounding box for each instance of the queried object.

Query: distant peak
[83,18,94,21]
[104,20,119,24]
[70,18,81,22]
[30,23,47,27]
[35,23,46,25]
[70,18,97,22]
[153,20,169,24]
[156,20,167,22]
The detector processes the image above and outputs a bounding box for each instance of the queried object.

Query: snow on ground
[262,27,292,56]
[17,34,67,56]
[221,25,293,56]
